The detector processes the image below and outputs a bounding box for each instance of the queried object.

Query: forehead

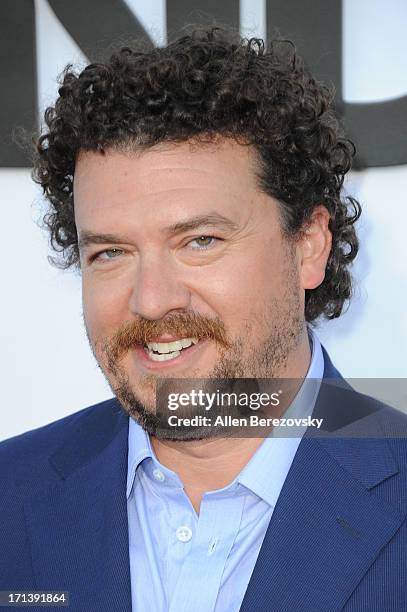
[73,138,270,232]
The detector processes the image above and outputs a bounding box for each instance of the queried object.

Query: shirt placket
[168,491,246,612]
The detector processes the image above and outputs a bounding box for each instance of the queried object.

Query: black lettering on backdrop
[47,0,153,60]
[0,0,406,167]
[266,0,407,167]
[166,0,239,38]
[0,0,36,167]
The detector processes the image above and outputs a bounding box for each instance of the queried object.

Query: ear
[297,206,332,290]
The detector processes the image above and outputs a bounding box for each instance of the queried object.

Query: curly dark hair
[33,27,361,322]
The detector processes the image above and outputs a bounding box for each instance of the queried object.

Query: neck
[151,328,311,513]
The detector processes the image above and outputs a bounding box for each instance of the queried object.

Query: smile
[143,337,199,362]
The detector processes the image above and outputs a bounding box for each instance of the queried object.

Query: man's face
[74,139,319,437]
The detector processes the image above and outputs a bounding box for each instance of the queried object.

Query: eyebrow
[163,213,239,236]
[78,213,239,250]
[78,232,132,251]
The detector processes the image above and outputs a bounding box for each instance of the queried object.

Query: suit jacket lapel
[240,351,405,612]
[24,400,132,612]
[240,435,403,612]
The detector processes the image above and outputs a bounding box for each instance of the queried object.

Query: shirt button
[176,526,192,543]
[153,468,165,482]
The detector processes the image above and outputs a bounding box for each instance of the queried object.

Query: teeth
[180,338,194,348]
[145,350,181,362]
[146,337,198,354]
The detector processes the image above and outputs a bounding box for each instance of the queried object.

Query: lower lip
[132,339,209,371]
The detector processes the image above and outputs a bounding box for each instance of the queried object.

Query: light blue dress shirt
[127,329,324,611]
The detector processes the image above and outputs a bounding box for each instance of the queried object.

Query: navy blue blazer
[1,348,406,611]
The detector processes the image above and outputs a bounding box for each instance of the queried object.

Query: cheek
[208,244,293,330]
[82,275,131,340]
[189,257,270,327]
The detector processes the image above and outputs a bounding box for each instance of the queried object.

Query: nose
[128,253,191,320]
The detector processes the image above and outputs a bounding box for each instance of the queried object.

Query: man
[1,28,406,611]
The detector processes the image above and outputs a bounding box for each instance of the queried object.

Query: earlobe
[299,206,332,290]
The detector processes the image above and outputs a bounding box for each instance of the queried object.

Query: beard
[85,252,305,441]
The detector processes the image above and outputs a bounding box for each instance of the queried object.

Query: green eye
[93,248,124,262]
[190,236,216,249]
[103,248,122,258]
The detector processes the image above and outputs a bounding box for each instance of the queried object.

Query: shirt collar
[127,327,324,503]
[126,419,152,498]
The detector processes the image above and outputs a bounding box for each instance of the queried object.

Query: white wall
[1,0,406,441]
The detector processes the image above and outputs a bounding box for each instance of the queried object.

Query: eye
[188,236,219,250]
[91,248,124,262]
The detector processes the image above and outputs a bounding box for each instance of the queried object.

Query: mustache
[104,312,231,364]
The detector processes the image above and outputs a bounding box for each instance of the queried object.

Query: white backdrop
[1,0,406,441]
